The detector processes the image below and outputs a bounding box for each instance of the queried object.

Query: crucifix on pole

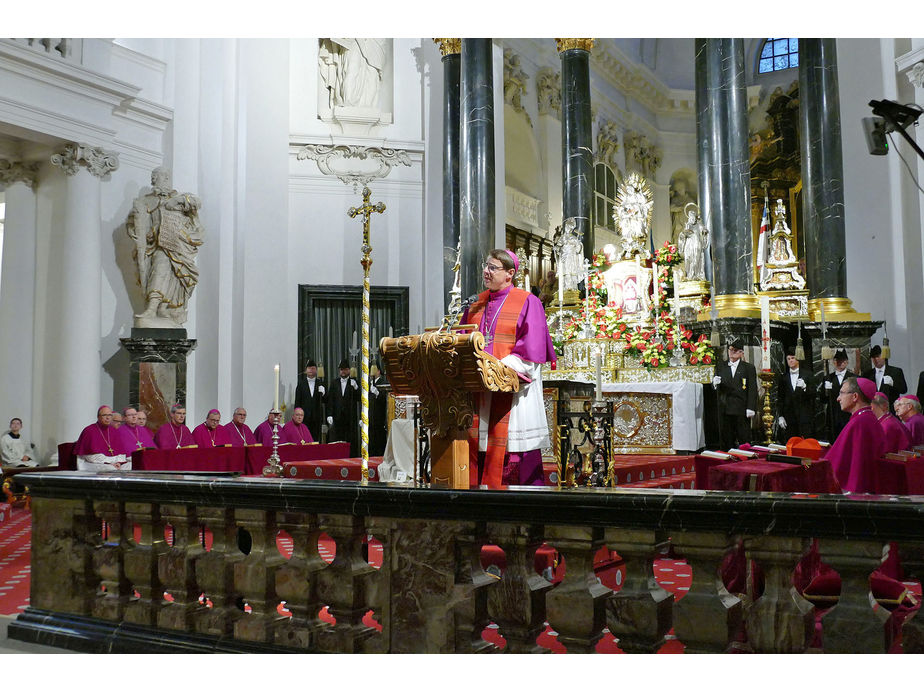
[348,186,386,482]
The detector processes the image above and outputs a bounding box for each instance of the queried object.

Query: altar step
[620,471,697,490]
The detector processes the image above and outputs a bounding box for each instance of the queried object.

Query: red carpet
[0,505,32,616]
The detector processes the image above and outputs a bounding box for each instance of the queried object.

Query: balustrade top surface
[17,470,924,542]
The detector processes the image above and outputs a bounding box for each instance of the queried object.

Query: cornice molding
[295,143,412,188]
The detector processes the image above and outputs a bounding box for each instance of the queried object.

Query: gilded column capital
[0,159,40,189]
[433,38,461,56]
[555,38,594,53]
[50,142,120,180]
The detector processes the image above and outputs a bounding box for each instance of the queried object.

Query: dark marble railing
[10,471,924,653]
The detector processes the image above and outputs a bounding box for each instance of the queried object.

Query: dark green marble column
[435,39,462,311]
[557,39,595,259]
[459,38,495,299]
[694,38,756,313]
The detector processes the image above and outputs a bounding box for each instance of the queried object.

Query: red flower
[703,355,712,364]
[690,355,699,365]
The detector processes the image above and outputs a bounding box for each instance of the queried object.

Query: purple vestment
[154,422,197,450]
[116,423,156,453]
[281,420,314,445]
[254,420,282,446]
[75,423,129,456]
[192,422,233,448]
[462,285,557,365]
[879,413,912,454]
[224,421,257,447]
[904,413,924,447]
[824,407,885,493]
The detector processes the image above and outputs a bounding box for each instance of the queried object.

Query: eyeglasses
[482,262,506,273]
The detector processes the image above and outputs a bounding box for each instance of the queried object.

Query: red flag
[756,196,770,280]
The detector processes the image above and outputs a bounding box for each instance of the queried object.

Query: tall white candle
[558,272,564,308]
[653,262,660,307]
[759,296,771,371]
[352,330,358,350]
[595,350,603,401]
[274,364,280,410]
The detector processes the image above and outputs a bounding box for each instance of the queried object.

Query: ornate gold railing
[10,470,924,653]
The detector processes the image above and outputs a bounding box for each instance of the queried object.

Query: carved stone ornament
[380,331,519,437]
[50,142,119,179]
[503,48,531,126]
[296,143,411,188]
[433,38,461,56]
[555,39,595,53]
[0,159,40,189]
[536,67,561,118]
[624,131,661,179]
[596,119,621,173]
[908,61,924,90]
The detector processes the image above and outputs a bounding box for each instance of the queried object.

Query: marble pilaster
[436,39,462,312]
[694,39,755,314]
[798,39,862,320]
[459,38,495,299]
[50,143,119,442]
[557,39,595,259]
[0,163,39,429]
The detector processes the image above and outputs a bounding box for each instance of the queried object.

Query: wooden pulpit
[379,329,519,489]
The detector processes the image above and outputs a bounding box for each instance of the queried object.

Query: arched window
[758,38,799,74]
[594,162,617,232]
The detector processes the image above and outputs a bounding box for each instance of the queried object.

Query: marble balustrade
[9,470,924,654]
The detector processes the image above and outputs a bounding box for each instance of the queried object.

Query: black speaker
[862,116,889,156]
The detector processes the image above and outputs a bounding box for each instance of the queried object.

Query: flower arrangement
[553,243,715,370]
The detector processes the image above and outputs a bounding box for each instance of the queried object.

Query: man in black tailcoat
[712,339,759,450]
[326,357,359,455]
[862,344,907,413]
[818,349,855,442]
[775,346,815,441]
[293,359,326,442]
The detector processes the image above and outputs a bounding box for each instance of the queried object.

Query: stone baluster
[157,504,205,631]
[274,511,328,650]
[123,502,167,626]
[486,524,553,653]
[362,517,391,653]
[671,532,743,653]
[897,542,924,653]
[545,525,609,653]
[233,508,286,643]
[194,506,244,636]
[314,514,378,653]
[29,497,96,616]
[818,539,889,653]
[453,522,494,653]
[92,500,129,622]
[603,529,673,654]
[744,536,814,653]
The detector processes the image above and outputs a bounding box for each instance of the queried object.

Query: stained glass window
[759,38,799,74]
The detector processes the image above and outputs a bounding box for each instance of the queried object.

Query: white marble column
[0,161,40,430]
[50,143,119,442]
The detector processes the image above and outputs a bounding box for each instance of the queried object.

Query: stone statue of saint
[669,177,696,244]
[319,38,387,109]
[127,166,205,328]
[554,218,584,292]
[677,203,709,281]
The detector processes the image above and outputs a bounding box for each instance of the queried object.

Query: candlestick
[274,364,280,410]
[759,296,771,371]
[595,349,603,402]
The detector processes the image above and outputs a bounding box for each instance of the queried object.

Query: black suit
[369,375,389,456]
[294,375,326,442]
[715,358,759,450]
[917,371,924,402]
[776,367,816,441]
[818,369,855,442]
[326,376,359,455]
[861,364,907,411]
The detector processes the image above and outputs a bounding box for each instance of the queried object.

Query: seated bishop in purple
[75,405,132,471]
[254,410,284,446]
[115,407,156,453]
[192,409,233,448]
[281,407,315,445]
[823,377,885,493]
[224,407,257,446]
[872,392,911,454]
[896,395,924,447]
[154,404,197,450]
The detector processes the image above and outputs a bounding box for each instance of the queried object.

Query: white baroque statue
[127,167,204,328]
[319,38,387,109]
[554,218,584,293]
[677,203,709,281]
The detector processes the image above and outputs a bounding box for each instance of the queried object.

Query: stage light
[862,117,889,156]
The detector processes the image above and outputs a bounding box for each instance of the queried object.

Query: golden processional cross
[348,186,386,482]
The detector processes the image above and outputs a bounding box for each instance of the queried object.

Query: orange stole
[466,287,530,488]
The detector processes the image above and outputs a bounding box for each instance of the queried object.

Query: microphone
[460,294,480,309]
